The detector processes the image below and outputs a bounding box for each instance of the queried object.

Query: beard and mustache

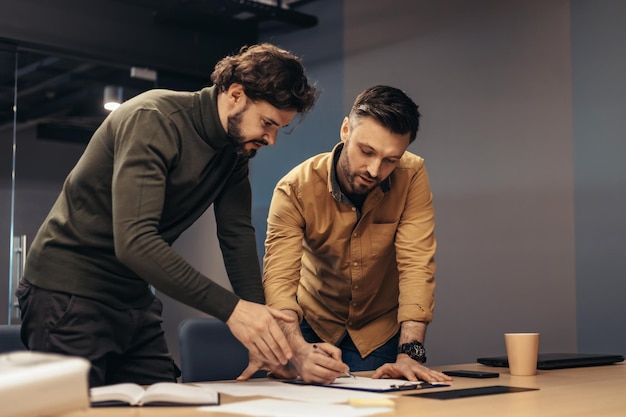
[337,144,381,196]
[226,105,268,159]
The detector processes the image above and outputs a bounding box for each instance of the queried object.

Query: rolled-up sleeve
[395,161,436,323]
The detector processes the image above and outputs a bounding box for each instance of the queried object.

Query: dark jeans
[16,278,180,387]
[300,318,400,372]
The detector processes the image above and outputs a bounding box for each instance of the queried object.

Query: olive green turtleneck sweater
[24,86,264,322]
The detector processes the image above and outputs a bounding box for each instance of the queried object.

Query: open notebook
[477,353,624,370]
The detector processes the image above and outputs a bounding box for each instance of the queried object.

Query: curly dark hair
[349,85,421,143]
[211,43,318,114]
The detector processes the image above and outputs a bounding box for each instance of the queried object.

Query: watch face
[399,341,427,363]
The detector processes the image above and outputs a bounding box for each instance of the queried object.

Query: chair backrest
[0,324,26,353]
[178,317,266,383]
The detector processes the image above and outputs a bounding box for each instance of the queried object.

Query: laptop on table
[477,353,624,370]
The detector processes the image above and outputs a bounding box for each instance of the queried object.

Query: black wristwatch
[398,340,427,363]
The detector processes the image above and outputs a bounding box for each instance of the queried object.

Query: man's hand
[291,342,349,384]
[236,354,299,381]
[238,341,349,384]
[371,355,453,383]
[226,299,295,369]
[237,356,298,381]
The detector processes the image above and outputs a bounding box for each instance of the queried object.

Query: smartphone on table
[442,369,500,378]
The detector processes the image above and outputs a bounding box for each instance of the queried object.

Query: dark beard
[226,107,257,159]
[338,152,375,195]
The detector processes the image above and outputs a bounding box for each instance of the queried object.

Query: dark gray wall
[571,0,626,353]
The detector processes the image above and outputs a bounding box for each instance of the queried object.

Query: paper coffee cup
[505,333,540,376]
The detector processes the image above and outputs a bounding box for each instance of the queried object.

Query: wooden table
[61,362,626,417]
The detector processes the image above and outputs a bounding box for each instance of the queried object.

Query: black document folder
[409,385,538,400]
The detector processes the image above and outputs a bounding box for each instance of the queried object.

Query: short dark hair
[211,43,318,114]
[349,85,420,143]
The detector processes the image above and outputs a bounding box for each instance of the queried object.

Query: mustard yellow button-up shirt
[263,143,436,357]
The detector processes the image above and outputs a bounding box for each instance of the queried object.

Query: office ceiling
[0,0,319,143]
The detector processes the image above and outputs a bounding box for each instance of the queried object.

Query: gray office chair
[0,324,26,353]
[178,317,266,382]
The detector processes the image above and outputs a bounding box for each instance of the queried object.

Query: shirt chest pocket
[366,223,397,258]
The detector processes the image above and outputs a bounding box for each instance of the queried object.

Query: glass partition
[0,45,16,324]
[2,41,207,326]
[2,48,159,324]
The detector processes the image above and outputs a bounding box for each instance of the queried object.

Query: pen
[312,344,356,379]
[390,382,449,390]
[390,383,419,390]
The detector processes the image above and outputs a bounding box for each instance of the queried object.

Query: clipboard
[283,376,449,393]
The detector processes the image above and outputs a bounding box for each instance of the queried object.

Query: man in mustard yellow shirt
[240,85,451,384]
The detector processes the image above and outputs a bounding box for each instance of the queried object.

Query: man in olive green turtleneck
[17,43,318,387]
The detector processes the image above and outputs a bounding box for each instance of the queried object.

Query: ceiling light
[103,85,123,111]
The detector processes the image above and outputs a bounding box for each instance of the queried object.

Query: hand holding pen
[312,344,356,379]
[284,341,352,385]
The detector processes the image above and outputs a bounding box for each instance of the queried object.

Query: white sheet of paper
[202,398,393,417]
[196,380,393,404]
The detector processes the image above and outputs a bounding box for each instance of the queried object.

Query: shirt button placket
[349,226,362,329]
